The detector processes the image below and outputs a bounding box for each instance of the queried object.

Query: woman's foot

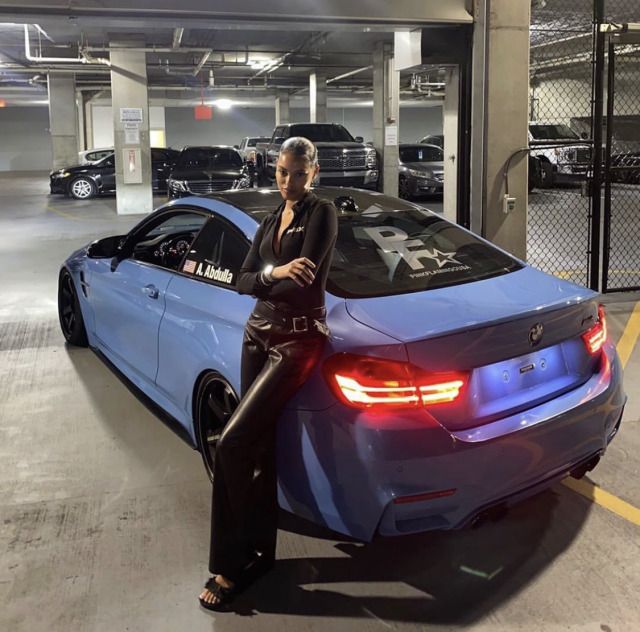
[199,575,236,610]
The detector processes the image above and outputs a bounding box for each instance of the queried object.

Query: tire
[68,177,97,200]
[195,373,239,481]
[539,161,555,188]
[58,269,88,346]
[398,176,412,200]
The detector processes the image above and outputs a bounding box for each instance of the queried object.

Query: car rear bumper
[277,343,625,541]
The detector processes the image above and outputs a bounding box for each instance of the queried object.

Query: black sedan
[398,143,444,199]
[167,146,251,198]
[49,148,180,200]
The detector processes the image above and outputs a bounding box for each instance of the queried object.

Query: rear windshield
[400,146,443,163]
[328,207,521,298]
[177,148,243,169]
[290,124,355,143]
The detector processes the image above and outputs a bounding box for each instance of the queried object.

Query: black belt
[253,301,326,333]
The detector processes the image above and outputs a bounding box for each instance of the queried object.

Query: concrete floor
[1,172,639,631]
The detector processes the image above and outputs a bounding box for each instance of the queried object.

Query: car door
[155,215,254,424]
[151,149,171,192]
[88,209,209,387]
[99,155,116,192]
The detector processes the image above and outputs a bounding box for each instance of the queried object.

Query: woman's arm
[267,202,338,300]
[236,217,274,298]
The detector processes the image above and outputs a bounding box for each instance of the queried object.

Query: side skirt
[92,347,197,449]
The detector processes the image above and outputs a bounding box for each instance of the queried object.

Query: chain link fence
[528,0,595,287]
[603,0,640,291]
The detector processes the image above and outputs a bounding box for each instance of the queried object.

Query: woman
[199,136,338,611]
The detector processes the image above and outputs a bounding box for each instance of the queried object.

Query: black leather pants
[208,311,327,582]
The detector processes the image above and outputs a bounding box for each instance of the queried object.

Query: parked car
[237,136,270,164]
[50,147,180,199]
[529,122,592,186]
[255,122,379,189]
[610,151,640,184]
[167,146,251,198]
[418,133,444,148]
[78,147,116,165]
[398,143,444,199]
[58,187,624,541]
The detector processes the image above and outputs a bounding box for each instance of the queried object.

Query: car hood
[170,167,243,179]
[315,142,368,150]
[344,265,596,342]
[401,161,444,173]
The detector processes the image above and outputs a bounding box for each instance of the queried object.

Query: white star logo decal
[419,248,462,268]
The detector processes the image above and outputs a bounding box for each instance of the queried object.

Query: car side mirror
[580,132,588,140]
[234,144,239,149]
[355,136,364,143]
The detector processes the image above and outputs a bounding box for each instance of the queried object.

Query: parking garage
[1,0,639,630]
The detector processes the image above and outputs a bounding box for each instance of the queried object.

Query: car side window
[129,211,208,271]
[180,217,249,289]
[102,156,115,168]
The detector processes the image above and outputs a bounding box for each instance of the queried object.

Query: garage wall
[0,107,52,172]
[165,105,442,147]
[0,103,443,172]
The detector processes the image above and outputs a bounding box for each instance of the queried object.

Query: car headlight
[407,168,429,178]
[168,179,188,192]
[365,147,378,169]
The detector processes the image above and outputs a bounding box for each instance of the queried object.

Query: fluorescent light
[214,99,233,110]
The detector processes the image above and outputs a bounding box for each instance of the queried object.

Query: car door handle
[142,284,159,299]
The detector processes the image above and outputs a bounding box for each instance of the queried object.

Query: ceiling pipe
[172,28,184,49]
[327,65,372,84]
[192,50,212,76]
[24,24,110,66]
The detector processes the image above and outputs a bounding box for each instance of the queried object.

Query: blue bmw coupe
[58,187,625,541]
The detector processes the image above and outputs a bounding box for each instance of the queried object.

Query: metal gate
[602,10,640,292]
[528,0,640,293]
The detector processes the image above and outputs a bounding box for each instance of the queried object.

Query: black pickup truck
[255,122,379,189]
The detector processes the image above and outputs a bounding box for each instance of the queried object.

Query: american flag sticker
[182,259,197,274]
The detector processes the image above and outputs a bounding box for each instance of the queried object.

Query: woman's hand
[272,257,316,287]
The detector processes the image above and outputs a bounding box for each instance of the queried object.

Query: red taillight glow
[393,488,457,504]
[582,305,608,355]
[324,353,467,410]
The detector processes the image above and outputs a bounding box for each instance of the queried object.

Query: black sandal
[199,576,237,611]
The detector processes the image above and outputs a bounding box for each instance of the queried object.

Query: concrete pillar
[47,73,79,169]
[471,0,530,259]
[84,98,94,149]
[372,42,399,196]
[110,43,153,216]
[309,72,327,123]
[443,67,459,223]
[275,90,290,125]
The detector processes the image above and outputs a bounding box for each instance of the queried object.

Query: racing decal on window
[362,226,470,279]
[193,261,234,284]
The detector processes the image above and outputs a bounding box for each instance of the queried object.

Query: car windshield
[400,146,443,163]
[328,206,521,298]
[177,148,243,169]
[529,124,580,140]
[289,124,355,142]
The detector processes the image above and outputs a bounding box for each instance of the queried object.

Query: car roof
[206,186,423,220]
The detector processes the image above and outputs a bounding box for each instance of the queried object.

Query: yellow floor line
[615,301,640,369]
[46,203,84,221]
[562,476,640,527]
[561,301,640,526]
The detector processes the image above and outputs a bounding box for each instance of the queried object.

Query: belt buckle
[292,316,308,332]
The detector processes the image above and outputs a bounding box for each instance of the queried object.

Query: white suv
[529,122,591,186]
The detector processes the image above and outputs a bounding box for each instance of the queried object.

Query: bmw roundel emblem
[528,323,544,347]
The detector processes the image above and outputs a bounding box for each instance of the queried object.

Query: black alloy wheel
[57,269,88,346]
[196,373,239,481]
[69,177,97,200]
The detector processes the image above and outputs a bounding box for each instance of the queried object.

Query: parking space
[1,175,638,631]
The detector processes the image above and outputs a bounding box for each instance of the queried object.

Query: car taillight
[582,304,607,355]
[323,353,467,410]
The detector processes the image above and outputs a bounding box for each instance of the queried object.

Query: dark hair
[279,136,318,166]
